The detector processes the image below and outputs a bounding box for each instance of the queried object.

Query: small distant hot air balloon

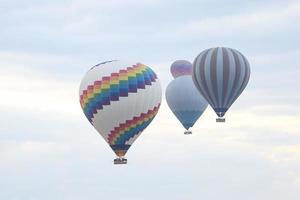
[170,60,193,78]
[79,60,162,164]
[192,47,250,122]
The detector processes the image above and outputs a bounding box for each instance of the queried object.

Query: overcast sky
[0,0,300,199]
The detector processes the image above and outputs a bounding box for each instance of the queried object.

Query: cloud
[1,0,298,60]
[0,0,300,199]
[0,68,78,116]
[183,2,300,35]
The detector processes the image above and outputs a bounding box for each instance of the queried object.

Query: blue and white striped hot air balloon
[192,47,250,122]
[79,60,162,164]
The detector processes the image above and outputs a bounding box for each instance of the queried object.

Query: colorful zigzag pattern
[109,105,160,156]
[79,63,157,122]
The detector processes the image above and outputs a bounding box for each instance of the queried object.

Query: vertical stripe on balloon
[193,47,250,117]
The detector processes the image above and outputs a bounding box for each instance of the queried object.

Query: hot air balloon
[166,75,208,134]
[170,60,193,78]
[79,60,162,164]
[192,47,250,122]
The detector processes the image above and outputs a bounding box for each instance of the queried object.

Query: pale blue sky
[0,0,300,200]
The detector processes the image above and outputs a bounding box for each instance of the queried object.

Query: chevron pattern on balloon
[80,63,157,122]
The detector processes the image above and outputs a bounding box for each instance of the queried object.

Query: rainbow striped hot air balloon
[79,60,162,164]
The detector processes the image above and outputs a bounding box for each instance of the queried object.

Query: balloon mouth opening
[110,144,130,159]
[213,108,227,122]
[183,123,193,130]
[214,108,228,117]
[111,146,129,164]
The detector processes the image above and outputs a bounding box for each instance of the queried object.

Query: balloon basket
[216,118,225,122]
[184,130,192,135]
[114,158,127,165]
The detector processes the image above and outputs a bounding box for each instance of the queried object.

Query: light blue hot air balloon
[192,47,250,122]
[166,75,208,134]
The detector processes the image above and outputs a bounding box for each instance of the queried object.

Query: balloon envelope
[166,75,208,130]
[170,60,192,78]
[192,47,250,119]
[79,60,162,157]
